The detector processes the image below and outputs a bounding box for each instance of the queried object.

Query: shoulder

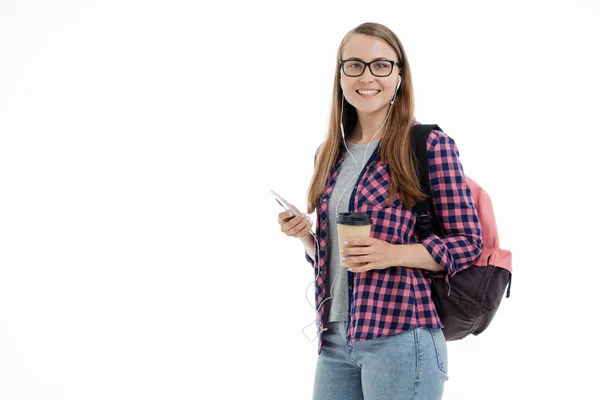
[423,128,460,158]
[421,127,454,148]
[412,121,460,158]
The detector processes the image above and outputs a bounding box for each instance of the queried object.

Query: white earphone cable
[302,80,400,341]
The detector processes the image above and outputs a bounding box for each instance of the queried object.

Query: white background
[1,0,599,399]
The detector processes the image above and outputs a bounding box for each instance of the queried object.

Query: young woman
[276,22,483,400]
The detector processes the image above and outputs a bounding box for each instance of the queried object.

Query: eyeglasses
[340,59,402,77]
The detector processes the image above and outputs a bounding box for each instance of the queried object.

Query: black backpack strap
[412,124,443,238]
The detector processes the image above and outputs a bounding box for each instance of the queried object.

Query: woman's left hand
[340,237,399,273]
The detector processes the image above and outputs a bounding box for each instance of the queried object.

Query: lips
[356,89,381,96]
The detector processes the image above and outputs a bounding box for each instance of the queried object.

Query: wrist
[299,232,316,260]
[299,232,313,243]
[394,243,443,272]
[391,243,406,266]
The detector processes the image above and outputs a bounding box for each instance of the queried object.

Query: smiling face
[340,33,401,116]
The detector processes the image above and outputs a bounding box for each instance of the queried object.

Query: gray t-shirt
[325,139,379,322]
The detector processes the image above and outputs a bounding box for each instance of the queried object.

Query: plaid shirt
[306,124,483,353]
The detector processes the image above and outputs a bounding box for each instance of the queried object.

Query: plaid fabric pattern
[306,124,483,353]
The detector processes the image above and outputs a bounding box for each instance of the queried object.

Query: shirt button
[319,270,324,275]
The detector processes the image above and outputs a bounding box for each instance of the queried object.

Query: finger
[343,255,371,264]
[282,213,310,230]
[281,219,302,235]
[293,222,313,239]
[341,245,371,256]
[278,210,295,223]
[345,237,373,248]
[281,215,304,234]
[281,213,303,228]
[289,219,311,237]
[289,223,308,238]
[347,263,373,273]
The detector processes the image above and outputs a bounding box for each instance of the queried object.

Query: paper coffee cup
[337,212,372,269]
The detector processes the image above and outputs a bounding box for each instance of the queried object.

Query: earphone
[301,82,399,341]
[336,75,400,215]
[390,76,401,105]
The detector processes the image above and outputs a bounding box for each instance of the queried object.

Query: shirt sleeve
[305,251,315,267]
[420,131,483,278]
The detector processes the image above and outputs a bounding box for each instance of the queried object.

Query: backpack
[412,124,512,341]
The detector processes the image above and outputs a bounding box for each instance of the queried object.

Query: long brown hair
[306,22,427,214]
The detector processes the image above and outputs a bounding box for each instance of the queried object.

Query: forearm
[393,243,443,272]
[300,233,316,262]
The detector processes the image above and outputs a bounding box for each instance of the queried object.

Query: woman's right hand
[277,208,313,239]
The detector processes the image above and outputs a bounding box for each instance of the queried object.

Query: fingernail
[301,213,306,218]
[339,249,343,253]
[341,257,346,261]
[344,241,348,245]
[348,268,353,272]
[288,211,294,217]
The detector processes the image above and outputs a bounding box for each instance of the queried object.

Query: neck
[349,106,391,144]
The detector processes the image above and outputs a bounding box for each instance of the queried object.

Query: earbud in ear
[396,76,402,90]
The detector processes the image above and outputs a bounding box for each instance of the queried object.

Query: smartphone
[271,190,301,216]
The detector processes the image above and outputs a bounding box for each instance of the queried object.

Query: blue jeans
[313,321,448,400]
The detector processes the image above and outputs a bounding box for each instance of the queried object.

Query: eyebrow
[345,57,394,62]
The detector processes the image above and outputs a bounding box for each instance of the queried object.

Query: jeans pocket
[428,328,448,375]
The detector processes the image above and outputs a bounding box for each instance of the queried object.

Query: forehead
[341,33,397,61]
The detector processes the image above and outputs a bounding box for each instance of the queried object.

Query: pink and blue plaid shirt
[306,123,483,353]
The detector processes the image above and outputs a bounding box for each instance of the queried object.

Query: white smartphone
[271,190,301,216]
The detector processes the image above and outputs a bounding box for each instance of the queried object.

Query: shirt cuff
[421,234,451,274]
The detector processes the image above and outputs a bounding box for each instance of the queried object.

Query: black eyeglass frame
[339,59,403,77]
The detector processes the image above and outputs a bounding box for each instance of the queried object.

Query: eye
[348,62,362,69]
[374,62,389,70]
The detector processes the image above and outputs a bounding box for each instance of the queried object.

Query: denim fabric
[313,321,448,400]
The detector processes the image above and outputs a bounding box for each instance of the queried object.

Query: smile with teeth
[357,89,381,96]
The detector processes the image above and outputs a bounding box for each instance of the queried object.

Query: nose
[359,67,376,83]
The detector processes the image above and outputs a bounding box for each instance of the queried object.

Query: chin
[353,102,389,115]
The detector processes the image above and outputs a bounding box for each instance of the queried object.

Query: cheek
[340,78,351,95]
[383,78,396,91]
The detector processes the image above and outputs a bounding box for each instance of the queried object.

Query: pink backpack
[413,124,512,341]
